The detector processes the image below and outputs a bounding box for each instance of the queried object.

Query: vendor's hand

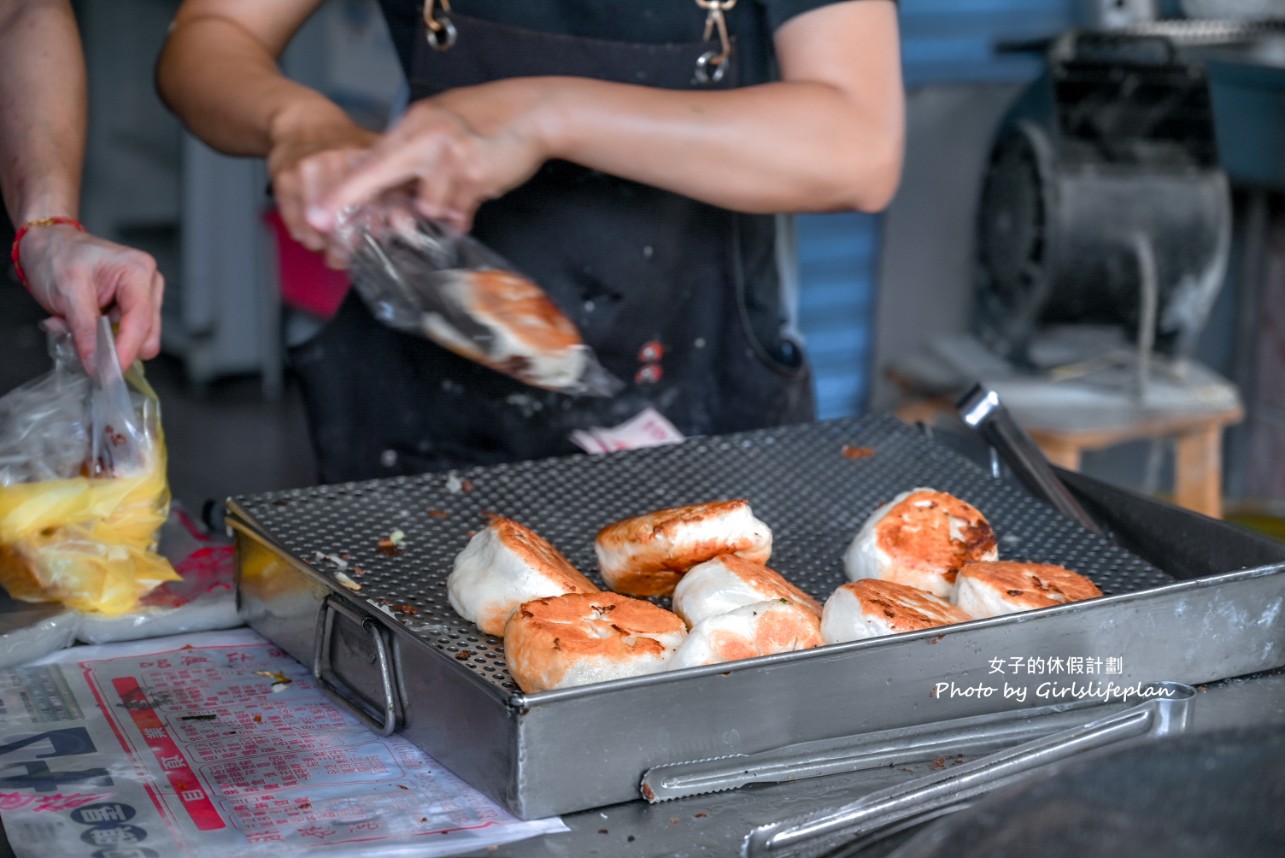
[266,120,378,264]
[308,79,551,241]
[17,224,164,372]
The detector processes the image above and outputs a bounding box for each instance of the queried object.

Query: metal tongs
[956,383,1105,537]
[88,318,146,476]
[741,680,1194,857]
[643,688,1145,803]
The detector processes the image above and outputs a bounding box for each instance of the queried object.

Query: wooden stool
[888,345,1245,520]
[1023,407,1243,519]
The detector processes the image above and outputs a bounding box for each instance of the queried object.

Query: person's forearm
[287,0,900,234]
[0,0,85,225]
[439,2,903,217]
[537,77,902,214]
[156,10,352,159]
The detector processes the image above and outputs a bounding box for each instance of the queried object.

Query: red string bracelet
[9,216,85,290]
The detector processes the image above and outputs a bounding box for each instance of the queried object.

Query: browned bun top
[466,269,583,352]
[718,555,823,619]
[843,579,973,632]
[504,592,687,691]
[492,516,598,593]
[877,489,997,582]
[956,560,1102,608]
[506,592,686,659]
[594,499,772,598]
[596,499,749,547]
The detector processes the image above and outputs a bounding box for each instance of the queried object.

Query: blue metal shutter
[793,0,1070,419]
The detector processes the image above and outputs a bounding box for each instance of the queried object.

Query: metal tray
[227,415,1285,819]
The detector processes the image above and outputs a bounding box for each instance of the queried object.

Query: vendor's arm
[314,0,903,233]
[155,0,378,254]
[0,0,163,370]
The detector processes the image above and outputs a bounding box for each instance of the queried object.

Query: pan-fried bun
[822,579,973,643]
[504,592,687,693]
[595,500,773,598]
[447,516,598,636]
[668,598,823,670]
[672,555,821,628]
[843,488,997,598]
[430,269,589,391]
[952,560,1102,618]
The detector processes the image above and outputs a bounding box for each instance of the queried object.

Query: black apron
[290,11,815,484]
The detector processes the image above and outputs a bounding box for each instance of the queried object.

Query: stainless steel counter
[0,663,1277,858]
[448,666,1285,857]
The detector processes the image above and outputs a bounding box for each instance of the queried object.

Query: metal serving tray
[226,415,1285,819]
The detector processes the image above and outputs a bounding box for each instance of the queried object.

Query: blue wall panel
[794,0,1070,419]
[794,212,879,419]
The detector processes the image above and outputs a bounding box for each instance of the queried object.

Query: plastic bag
[0,597,80,670]
[76,502,240,643]
[0,319,178,615]
[339,200,622,396]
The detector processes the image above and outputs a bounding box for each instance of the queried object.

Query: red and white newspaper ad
[0,629,565,857]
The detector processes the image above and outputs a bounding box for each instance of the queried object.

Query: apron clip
[695,0,737,85]
[424,0,457,52]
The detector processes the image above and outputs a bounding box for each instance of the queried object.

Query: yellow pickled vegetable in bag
[0,446,176,615]
[0,322,178,615]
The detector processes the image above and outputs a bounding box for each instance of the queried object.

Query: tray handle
[312,596,400,736]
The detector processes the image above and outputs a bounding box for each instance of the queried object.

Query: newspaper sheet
[0,628,566,857]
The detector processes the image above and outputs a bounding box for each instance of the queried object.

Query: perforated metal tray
[227,415,1285,819]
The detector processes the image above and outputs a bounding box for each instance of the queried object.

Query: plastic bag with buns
[0,320,178,615]
[338,199,622,397]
